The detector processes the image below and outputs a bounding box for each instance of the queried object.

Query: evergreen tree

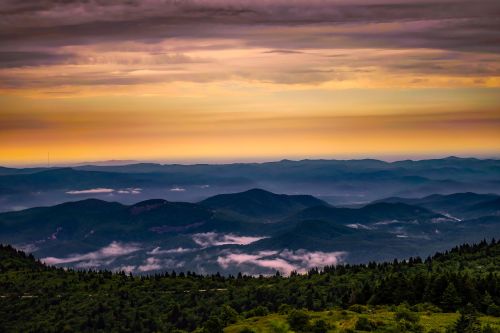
[442,283,462,312]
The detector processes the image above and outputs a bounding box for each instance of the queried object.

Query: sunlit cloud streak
[217,249,347,275]
[66,188,114,195]
[192,233,269,247]
[41,242,141,265]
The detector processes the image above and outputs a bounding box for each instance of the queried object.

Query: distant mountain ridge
[376,192,500,219]
[0,157,499,212]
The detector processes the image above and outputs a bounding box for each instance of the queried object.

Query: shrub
[220,305,238,326]
[394,306,424,333]
[269,320,290,333]
[287,309,310,332]
[355,317,377,331]
[411,303,442,313]
[278,304,292,314]
[245,306,269,318]
[311,319,329,333]
[239,328,255,333]
[349,304,369,313]
[395,306,420,323]
[486,304,500,317]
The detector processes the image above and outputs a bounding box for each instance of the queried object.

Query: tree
[453,304,481,333]
[203,316,223,333]
[441,283,462,312]
[219,305,238,326]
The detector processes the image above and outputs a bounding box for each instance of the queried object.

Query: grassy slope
[225,308,500,333]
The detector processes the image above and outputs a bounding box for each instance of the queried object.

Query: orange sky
[1,1,499,165]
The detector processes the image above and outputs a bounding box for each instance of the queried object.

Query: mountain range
[1,188,499,275]
[1,156,499,213]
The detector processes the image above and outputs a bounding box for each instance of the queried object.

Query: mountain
[1,189,499,274]
[286,202,441,225]
[0,157,499,212]
[467,198,500,217]
[0,198,214,248]
[377,192,500,219]
[200,188,327,221]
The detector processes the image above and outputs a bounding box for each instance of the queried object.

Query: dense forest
[1,240,499,332]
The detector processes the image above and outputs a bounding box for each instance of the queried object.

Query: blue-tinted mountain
[0,188,500,273]
[200,188,327,221]
[377,192,500,219]
[1,157,499,212]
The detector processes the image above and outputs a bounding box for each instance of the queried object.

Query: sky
[1,0,499,165]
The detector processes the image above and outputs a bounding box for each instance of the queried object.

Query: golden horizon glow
[1,1,500,165]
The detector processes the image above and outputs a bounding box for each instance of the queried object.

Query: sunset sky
[1,0,499,165]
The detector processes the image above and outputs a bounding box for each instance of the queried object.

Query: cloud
[169,187,186,192]
[280,249,346,268]
[41,241,141,265]
[74,259,116,269]
[137,256,185,272]
[217,249,346,275]
[14,243,39,253]
[117,265,136,273]
[66,188,114,194]
[138,257,162,272]
[148,247,195,255]
[192,232,268,247]
[0,51,74,68]
[1,1,499,53]
[1,0,499,92]
[346,223,373,230]
[117,187,142,194]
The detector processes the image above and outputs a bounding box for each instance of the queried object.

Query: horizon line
[2,154,499,169]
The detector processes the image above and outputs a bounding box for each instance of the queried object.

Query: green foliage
[278,304,292,314]
[441,283,462,312]
[349,304,369,313]
[487,305,500,317]
[311,319,329,333]
[245,306,270,318]
[287,309,310,331]
[451,304,482,333]
[269,320,291,333]
[220,305,239,326]
[204,316,224,333]
[355,317,378,331]
[395,305,424,332]
[0,239,499,332]
[238,328,256,333]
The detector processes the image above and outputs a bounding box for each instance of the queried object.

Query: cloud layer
[1,0,499,164]
[1,0,499,89]
[41,241,141,265]
[217,249,347,275]
[192,232,269,247]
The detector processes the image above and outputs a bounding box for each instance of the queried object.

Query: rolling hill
[1,188,499,274]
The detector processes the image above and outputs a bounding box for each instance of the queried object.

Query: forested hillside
[0,240,499,332]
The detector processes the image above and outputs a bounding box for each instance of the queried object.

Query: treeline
[0,239,499,332]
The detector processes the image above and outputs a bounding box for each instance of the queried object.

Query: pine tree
[441,283,461,311]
